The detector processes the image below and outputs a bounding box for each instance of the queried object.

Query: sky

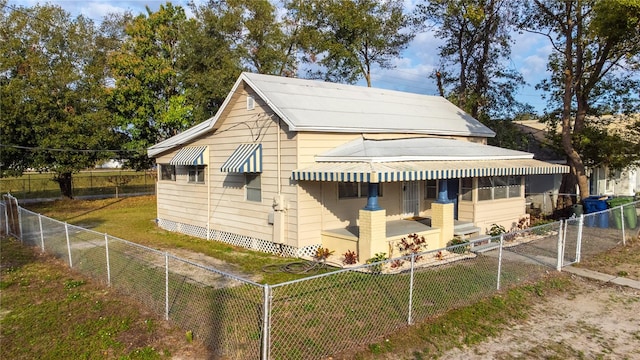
[7,0,553,114]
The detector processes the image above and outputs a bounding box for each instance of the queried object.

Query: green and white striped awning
[221,143,262,173]
[292,159,569,182]
[170,146,208,166]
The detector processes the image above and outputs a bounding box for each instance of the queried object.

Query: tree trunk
[54,172,74,199]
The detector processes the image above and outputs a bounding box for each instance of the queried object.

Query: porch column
[358,207,387,261]
[432,179,454,248]
[364,182,381,210]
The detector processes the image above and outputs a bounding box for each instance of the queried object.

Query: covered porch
[321,217,482,260]
[292,137,569,261]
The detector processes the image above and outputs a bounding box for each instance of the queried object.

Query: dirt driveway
[440,275,640,359]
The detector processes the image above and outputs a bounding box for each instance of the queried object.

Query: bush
[447,238,470,254]
[365,253,387,274]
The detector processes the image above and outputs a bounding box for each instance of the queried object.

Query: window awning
[292,159,569,182]
[221,144,262,173]
[170,146,208,166]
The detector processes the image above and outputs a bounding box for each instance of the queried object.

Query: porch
[321,217,482,259]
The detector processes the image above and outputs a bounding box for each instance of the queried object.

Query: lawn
[13,195,638,358]
[23,195,324,285]
[0,236,212,359]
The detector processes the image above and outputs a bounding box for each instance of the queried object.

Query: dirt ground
[440,275,640,359]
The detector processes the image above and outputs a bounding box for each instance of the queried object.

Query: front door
[402,181,420,218]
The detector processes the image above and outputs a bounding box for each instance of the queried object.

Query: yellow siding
[157,85,300,245]
[473,198,527,233]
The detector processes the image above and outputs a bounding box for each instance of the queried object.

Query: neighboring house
[515,120,640,200]
[148,73,568,261]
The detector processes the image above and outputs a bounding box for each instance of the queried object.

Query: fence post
[555,220,564,270]
[17,206,23,243]
[38,214,45,252]
[3,200,8,236]
[105,234,111,287]
[621,207,626,246]
[576,215,583,263]
[3,201,8,236]
[407,253,415,325]
[165,252,170,321]
[262,284,271,360]
[497,234,504,290]
[65,222,73,268]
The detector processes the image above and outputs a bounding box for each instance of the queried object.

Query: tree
[0,2,119,198]
[289,0,416,86]
[108,3,194,170]
[419,0,529,122]
[522,0,640,201]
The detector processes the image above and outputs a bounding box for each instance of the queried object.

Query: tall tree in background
[419,0,528,122]
[184,0,297,120]
[0,2,119,198]
[289,0,416,86]
[108,3,193,170]
[522,0,640,201]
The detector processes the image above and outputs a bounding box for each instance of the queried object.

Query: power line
[0,144,144,153]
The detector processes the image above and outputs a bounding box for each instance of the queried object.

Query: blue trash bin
[583,196,609,227]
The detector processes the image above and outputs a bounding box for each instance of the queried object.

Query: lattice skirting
[156,218,320,257]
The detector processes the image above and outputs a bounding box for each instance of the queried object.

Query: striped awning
[292,159,569,182]
[170,146,208,165]
[221,143,262,173]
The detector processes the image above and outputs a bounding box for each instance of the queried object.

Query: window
[425,180,437,199]
[160,164,175,181]
[338,182,382,199]
[188,165,205,183]
[461,178,473,201]
[478,176,522,201]
[246,173,261,202]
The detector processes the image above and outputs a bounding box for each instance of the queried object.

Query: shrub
[314,247,334,262]
[342,250,358,265]
[366,252,387,274]
[447,237,470,254]
[397,233,427,259]
[487,224,506,237]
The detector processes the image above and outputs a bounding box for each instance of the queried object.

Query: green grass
[0,236,208,359]
[1,170,155,199]
[23,196,321,284]
[18,196,574,358]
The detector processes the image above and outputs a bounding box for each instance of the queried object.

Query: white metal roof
[148,72,496,157]
[316,137,533,162]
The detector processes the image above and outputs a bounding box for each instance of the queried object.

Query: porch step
[453,225,481,237]
[471,241,499,253]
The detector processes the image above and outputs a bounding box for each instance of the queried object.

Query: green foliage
[0,3,122,196]
[108,3,193,170]
[522,0,640,199]
[313,247,334,262]
[487,224,506,237]
[289,0,416,86]
[418,0,528,121]
[447,237,470,254]
[365,252,387,274]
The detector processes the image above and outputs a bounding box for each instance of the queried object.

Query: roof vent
[246,96,255,110]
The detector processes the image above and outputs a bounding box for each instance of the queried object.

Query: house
[148,73,568,261]
[515,119,640,203]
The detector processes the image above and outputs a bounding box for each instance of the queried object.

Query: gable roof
[148,72,496,157]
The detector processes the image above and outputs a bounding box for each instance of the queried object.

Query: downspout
[277,119,282,193]
[207,147,211,241]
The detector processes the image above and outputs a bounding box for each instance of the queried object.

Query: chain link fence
[1,193,638,359]
[0,171,156,200]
